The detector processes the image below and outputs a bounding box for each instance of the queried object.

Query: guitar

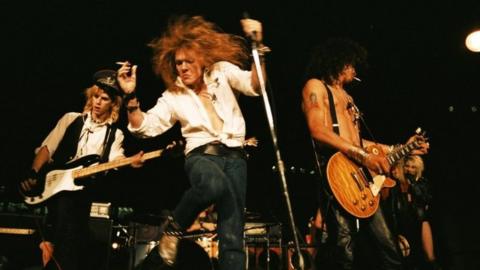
[21,142,183,205]
[326,130,427,218]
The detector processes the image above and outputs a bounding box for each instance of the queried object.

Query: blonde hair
[83,85,122,123]
[391,159,409,193]
[404,155,425,180]
[148,15,249,92]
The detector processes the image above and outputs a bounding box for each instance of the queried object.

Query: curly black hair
[305,38,367,85]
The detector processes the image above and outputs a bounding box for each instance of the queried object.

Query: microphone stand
[250,41,305,270]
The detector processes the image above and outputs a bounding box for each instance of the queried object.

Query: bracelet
[347,147,369,164]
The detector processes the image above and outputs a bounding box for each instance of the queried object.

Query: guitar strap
[323,81,365,148]
[309,81,340,232]
[323,82,340,135]
[310,82,341,168]
[99,124,117,163]
[311,82,340,162]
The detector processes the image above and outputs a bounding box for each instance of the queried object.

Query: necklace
[91,117,105,124]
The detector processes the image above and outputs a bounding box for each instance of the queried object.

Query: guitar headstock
[414,127,428,142]
[411,127,429,152]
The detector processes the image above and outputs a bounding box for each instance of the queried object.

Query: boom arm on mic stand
[246,18,305,270]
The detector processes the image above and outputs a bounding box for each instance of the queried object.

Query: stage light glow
[465,30,480,52]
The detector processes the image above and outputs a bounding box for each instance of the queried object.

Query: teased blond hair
[404,155,425,180]
[149,15,249,92]
[83,85,122,123]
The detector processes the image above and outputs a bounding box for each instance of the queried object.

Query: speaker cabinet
[88,218,113,270]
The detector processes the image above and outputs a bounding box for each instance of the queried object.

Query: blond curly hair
[83,85,122,123]
[149,15,249,92]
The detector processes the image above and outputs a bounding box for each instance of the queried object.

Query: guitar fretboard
[72,150,164,179]
[386,141,419,165]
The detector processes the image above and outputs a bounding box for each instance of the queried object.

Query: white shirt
[38,112,125,162]
[128,61,260,154]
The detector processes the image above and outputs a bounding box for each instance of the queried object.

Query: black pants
[318,160,403,270]
[44,191,91,270]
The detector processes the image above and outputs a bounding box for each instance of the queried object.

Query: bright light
[465,30,480,52]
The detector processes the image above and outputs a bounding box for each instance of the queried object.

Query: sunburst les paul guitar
[21,142,184,205]
[326,130,427,218]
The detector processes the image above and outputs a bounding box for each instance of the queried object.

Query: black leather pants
[326,200,403,270]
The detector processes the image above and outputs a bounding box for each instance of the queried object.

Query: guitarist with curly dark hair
[301,38,429,270]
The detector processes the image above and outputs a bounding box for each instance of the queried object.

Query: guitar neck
[73,149,164,179]
[386,142,418,165]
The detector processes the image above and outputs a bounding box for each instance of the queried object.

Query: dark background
[2,0,480,269]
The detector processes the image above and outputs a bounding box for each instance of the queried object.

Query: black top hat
[93,69,121,97]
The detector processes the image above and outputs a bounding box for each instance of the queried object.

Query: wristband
[347,147,369,164]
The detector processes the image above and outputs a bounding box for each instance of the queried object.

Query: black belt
[188,142,247,160]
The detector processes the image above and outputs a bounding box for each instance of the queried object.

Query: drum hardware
[111,224,133,250]
[245,222,282,245]
[245,222,282,270]
[288,247,315,270]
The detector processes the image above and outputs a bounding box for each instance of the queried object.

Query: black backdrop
[2,1,480,269]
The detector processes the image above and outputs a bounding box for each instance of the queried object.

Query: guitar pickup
[358,168,370,185]
[350,172,364,191]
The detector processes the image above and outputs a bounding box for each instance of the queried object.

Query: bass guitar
[21,142,183,205]
[326,130,427,218]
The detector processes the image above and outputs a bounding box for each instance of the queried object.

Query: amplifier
[90,202,111,219]
[245,222,282,244]
[0,213,45,269]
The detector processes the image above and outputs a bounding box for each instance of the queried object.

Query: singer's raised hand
[116,61,137,94]
[240,18,263,43]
